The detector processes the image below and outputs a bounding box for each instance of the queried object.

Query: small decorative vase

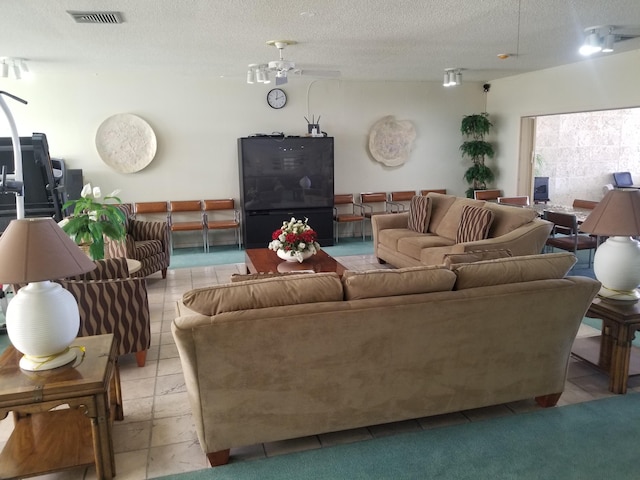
[277,249,313,263]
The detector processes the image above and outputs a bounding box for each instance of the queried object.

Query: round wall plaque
[95,113,157,173]
[368,115,416,167]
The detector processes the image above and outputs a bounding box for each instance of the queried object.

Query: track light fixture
[443,68,463,87]
[0,58,29,80]
[247,64,272,84]
[579,25,640,56]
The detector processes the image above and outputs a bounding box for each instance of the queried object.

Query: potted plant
[460,113,495,198]
[59,183,127,260]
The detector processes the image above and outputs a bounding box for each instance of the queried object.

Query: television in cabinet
[238,136,334,248]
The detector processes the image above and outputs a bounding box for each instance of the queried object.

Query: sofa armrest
[130,219,170,256]
[70,257,130,281]
[450,219,553,257]
[372,212,409,229]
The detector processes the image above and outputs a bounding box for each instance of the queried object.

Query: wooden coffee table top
[245,248,346,276]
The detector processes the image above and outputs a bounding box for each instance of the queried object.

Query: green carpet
[153,393,640,480]
[168,238,374,270]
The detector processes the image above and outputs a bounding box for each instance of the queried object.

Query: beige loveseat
[172,252,599,467]
[372,192,553,267]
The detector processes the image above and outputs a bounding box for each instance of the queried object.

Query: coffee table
[0,334,122,479]
[571,297,640,394]
[245,248,347,276]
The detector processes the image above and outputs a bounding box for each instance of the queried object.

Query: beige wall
[487,49,640,197]
[0,73,485,206]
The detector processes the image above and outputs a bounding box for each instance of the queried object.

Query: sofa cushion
[378,228,427,251]
[456,205,495,243]
[426,193,458,234]
[433,197,486,240]
[442,249,513,268]
[342,265,456,300]
[183,272,343,315]
[407,195,432,233]
[452,252,577,290]
[483,202,538,237]
[397,234,456,260]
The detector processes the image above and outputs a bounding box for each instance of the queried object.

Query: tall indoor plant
[460,113,495,198]
[60,183,127,260]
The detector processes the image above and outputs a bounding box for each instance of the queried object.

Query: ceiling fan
[247,40,340,85]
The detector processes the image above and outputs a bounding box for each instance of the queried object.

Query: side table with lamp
[571,189,640,393]
[0,217,122,479]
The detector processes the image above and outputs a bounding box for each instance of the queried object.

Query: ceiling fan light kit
[579,25,640,56]
[1,58,29,80]
[247,39,339,86]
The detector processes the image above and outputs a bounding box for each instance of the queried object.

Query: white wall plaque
[368,115,416,167]
[95,113,157,173]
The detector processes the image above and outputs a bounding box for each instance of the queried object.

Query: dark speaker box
[64,168,84,204]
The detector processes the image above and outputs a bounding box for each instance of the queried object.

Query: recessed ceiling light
[300,11,316,17]
[497,53,511,59]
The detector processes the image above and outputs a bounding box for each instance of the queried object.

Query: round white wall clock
[95,113,157,173]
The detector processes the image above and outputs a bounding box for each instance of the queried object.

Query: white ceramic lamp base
[19,348,78,370]
[592,236,640,302]
[6,281,80,371]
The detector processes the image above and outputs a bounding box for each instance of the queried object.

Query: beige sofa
[372,192,553,267]
[172,252,599,467]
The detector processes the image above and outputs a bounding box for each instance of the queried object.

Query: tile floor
[1,253,638,479]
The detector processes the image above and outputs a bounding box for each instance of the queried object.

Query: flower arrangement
[268,217,321,262]
[59,183,127,260]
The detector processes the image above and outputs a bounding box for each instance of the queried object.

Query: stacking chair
[473,189,501,201]
[543,211,598,267]
[612,171,637,188]
[497,195,530,206]
[203,199,241,251]
[360,192,388,217]
[572,199,598,210]
[168,200,207,253]
[333,194,365,242]
[420,189,446,196]
[387,190,416,213]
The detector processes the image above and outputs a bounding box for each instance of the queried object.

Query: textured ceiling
[2,0,640,83]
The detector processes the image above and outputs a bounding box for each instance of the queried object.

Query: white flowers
[80,183,120,200]
[267,217,320,262]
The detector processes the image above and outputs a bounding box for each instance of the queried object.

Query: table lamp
[0,217,96,370]
[579,189,640,302]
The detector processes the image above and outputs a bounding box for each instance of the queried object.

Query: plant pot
[78,243,92,258]
[277,249,313,263]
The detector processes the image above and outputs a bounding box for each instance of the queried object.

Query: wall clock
[267,88,287,109]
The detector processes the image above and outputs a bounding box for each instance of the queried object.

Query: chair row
[132,199,241,253]
[333,189,447,243]
[473,189,532,206]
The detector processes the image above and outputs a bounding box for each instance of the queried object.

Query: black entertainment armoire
[238,136,335,249]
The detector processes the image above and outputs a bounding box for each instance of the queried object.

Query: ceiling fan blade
[294,69,341,78]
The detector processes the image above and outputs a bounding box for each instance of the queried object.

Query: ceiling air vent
[67,11,124,24]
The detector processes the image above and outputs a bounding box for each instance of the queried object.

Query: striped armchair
[58,257,151,367]
[105,204,170,278]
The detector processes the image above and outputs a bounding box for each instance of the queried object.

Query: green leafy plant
[460,113,495,198]
[60,183,127,260]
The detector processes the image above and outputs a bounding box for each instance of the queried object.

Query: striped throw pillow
[456,205,494,242]
[407,195,432,233]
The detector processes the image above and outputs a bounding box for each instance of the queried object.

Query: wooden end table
[571,297,640,394]
[245,248,347,277]
[0,334,122,479]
